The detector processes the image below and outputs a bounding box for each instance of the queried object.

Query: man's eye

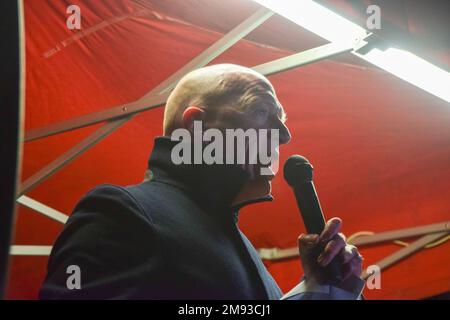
[253,108,268,119]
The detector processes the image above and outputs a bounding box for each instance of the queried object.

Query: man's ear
[182,106,204,131]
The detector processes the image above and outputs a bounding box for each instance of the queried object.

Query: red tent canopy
[9,0,450,299]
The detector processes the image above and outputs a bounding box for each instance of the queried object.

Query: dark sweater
[39,137,282,299]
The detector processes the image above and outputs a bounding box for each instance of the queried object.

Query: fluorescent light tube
[355,48,450,102]
[253,0,367,44]
[253,0,450,102]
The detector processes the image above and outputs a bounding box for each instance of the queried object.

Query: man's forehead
[229,72,286,120]
[180,64,286,117]
[261,86,286,118]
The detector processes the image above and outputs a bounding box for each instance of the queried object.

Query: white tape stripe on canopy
[10,246,52,256]
[17,196,69,224]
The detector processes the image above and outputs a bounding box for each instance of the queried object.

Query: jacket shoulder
[123,180,193,221]
[40,183,161,299]
[75,183,152,224]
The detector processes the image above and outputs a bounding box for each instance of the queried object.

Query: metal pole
[0,0,25,299]
[19,41,351,197]
[254,42,353,76]
[24,7,274,142]
[17,196,69,224]
[18,7,274,195]
[18,118,130,196]
[361,232,450,280]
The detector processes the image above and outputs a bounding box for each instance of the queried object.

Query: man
[40,64,364,299]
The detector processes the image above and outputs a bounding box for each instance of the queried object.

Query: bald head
[163,64,281,135]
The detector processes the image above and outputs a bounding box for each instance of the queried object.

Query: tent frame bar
[10,246,52,256]
[18,117,130,196]
[18,11,356,196]
[17,196,69,224]
[24,7,274,142]
[361,231,449,280]
[350,221,450,246]
[258,221,450,279]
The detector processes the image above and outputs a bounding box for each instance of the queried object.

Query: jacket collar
[147,136,272,220]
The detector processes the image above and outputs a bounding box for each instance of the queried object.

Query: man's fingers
[339,245,359,264]
[319,218,342,244]
[298,218,365,283]
[317,234,346,267]
[298,234,320,260]
[298,234,320,249]
[342,253,363,281]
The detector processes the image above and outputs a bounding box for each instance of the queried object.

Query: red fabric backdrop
[8,0,450,299]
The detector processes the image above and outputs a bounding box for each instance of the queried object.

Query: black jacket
[39,137,283,299]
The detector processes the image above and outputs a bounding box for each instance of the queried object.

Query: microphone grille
[283,155,314,186]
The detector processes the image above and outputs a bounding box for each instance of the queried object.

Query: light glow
[253,0,450,102]
[253,0,367,45]
[355,48,450,102]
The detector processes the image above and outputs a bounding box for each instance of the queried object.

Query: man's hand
[298,217,363,284]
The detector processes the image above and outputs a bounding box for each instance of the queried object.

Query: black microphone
[284,155,341,284]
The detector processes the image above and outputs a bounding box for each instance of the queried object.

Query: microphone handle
[294,182,342,285]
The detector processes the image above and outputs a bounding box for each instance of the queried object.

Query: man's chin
[257,175,272,197]
[264,179,272,196]
[255,166,275,195]
[232,175,272,207]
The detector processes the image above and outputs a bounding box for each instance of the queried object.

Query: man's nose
[278,121,291,145]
